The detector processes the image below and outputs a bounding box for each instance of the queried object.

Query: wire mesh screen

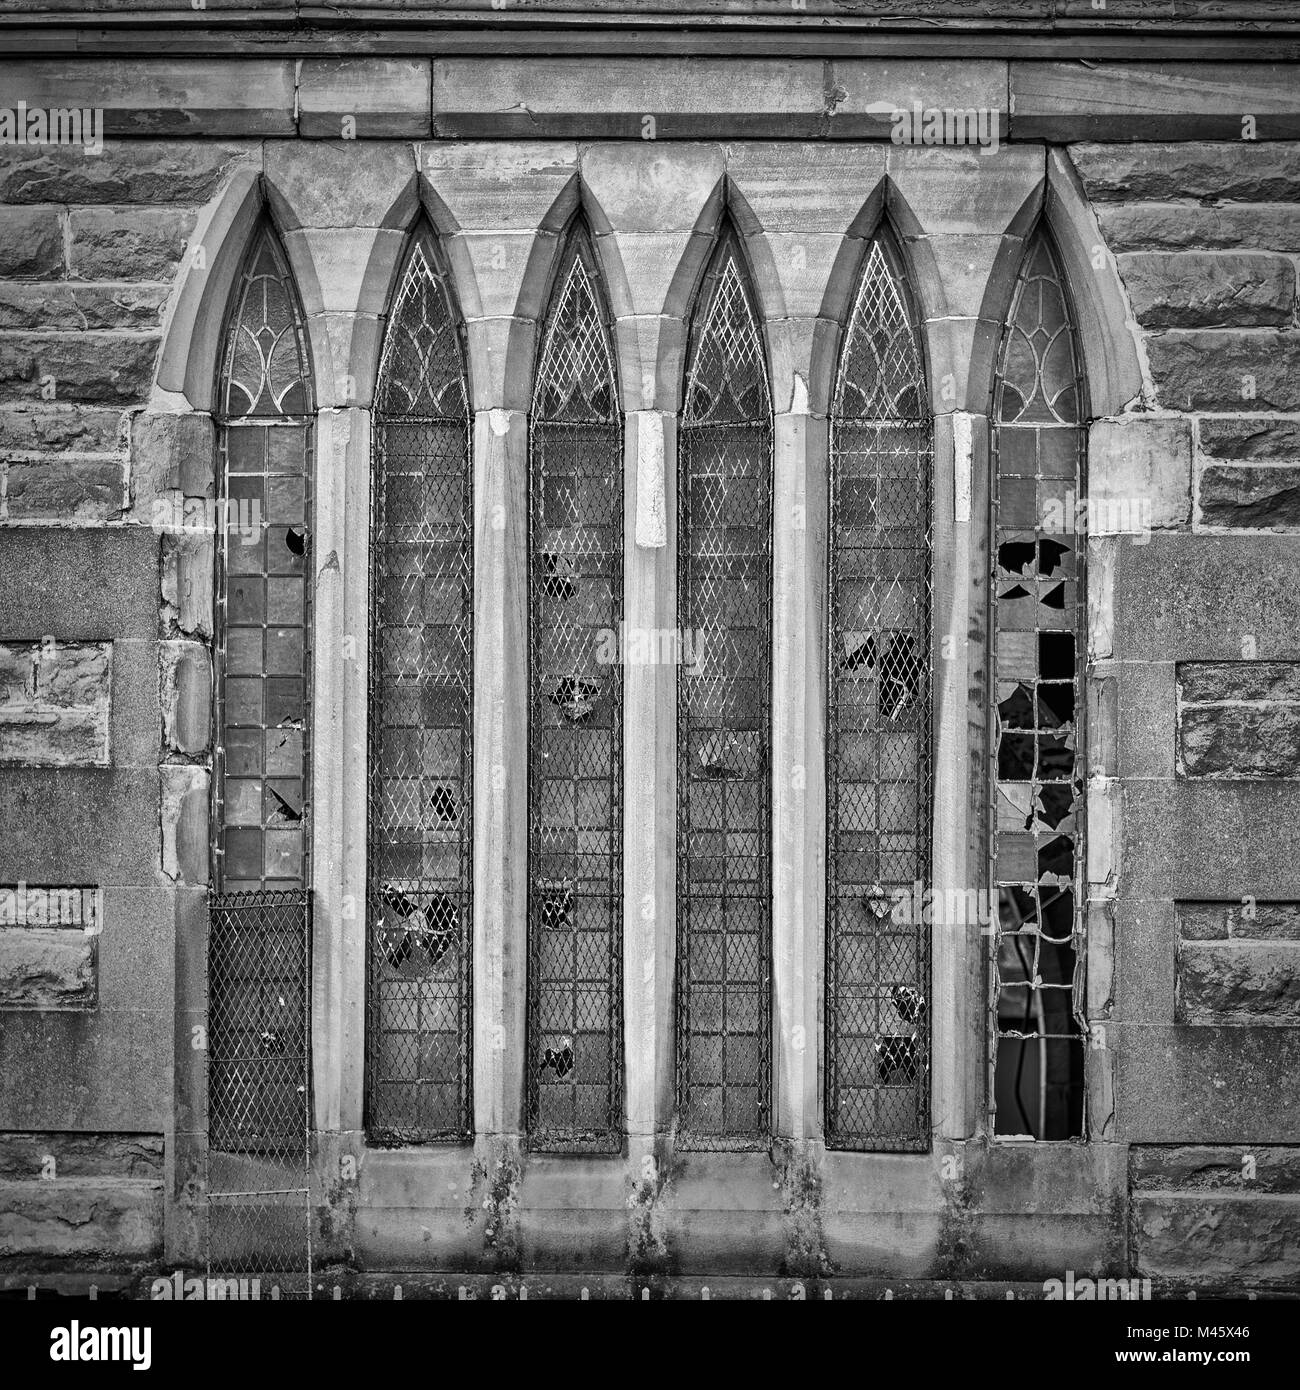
[527,231,624,1152]
[826,236,933,1152]
[676,235,773,1148]
[991,228,1087,1141]
[207,889,312,1283]
[367,234,474,1144]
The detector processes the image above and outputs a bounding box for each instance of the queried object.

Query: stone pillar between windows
[931,409,987,1143]
[771,410,828,1141]
[471,407,529,1137]
[622,409,678,1152]
[311,405,372,1138]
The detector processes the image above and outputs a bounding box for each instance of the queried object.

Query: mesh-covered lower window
[991,228,1086,1140]
[826,424,932,1150]
[368,417,474,1143]
[208,890,311,1156]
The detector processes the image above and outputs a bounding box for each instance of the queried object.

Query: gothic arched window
[209,221,313,1154]
[675,224,773,1148]
[527,223,624,1152]
[825,230,933,1152]
[990,227,1087,1141]
[367,227,474,1144]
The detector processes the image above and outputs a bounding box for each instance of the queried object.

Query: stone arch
[489,174,633,414]
[155,166,319,413]
[976,150,1144,420]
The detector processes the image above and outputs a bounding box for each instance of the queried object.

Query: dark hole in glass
[1038,631,1074,681]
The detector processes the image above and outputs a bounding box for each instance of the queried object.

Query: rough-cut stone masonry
[0,639,111,766]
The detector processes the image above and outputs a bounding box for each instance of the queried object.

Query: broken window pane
[826,233,932,1152]
[991,227,1086,1141]
[676,225,773,1148]
[209,223,313,1187]
[527,224,624,1152]
[367,229,474,1143]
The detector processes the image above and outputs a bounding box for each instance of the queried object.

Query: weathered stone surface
[1088,417,1192,531]
[1179,706,1300,779]
[0,281,169,331]
[0,1178,162,1258]
[1177,942,1300,1023]
[1201,418,1300,462]
[0,58,295,137]
[1146,330,1300,412]
[1132,1191,1300,1283]
[159,763,209,885]
[1178,659,1300,778]
[0,334,159,403]
[1178,900,1300,943]
[0,140,253,205]
[1072,142,1300,203]
[1132,1144,1300,1194]
[1118,252,1295,328]
[265,139,416,228]
[298,59,432,140]
[3,457,126,521]
[160,529,214,639]
[160,640,212,757]
[0,404,125,454]
[1098,202,1300,254]
[130,411,214,505]
[0,1132,162,1180]
[1199,464,1300,529]
[0,640,112,767]
[0,208,64,280]
[0,926,96,1008]
[69,208,196,282]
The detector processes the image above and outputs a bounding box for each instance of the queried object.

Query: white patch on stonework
[488,408,512,437]
[953,411,973,523]
[790,373,810,416]
[635,410,666,548]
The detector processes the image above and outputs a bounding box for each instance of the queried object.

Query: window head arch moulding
[207,218,314,1281]
[825,225,934,1154]
[526,217,625,1154]
[675,219,774,1150]
[989,224,1088,1143]
[366,223,475,1145]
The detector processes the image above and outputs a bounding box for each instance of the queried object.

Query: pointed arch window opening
[526,222,625,1153]
[825,228,934,1154]
[675,223,774,1150]
[990,225,1088,1143]
[366,224,475,1145]
[206,215,314,1297]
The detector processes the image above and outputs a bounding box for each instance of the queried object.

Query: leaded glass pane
[826,232,933,1153]
[367,230,474,1143]
[676,230,773,1148]
[527,228,624,1152]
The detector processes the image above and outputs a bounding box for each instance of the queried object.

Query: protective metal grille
[206,891,312,1289]
[367,234,474,1144]
[208,222,313,1293]
[826,236,933,1152]
[676,233,773,1148]
[527,230,624,1152]
[991,228,1087,1141]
